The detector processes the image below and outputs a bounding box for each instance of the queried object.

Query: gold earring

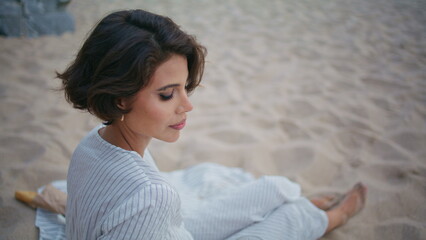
[121,115,124,121]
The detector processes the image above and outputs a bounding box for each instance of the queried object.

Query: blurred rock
[0,0,74,37]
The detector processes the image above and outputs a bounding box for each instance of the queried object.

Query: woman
[56,9,366,240]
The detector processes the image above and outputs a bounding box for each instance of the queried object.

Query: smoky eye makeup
[159,89,175,101]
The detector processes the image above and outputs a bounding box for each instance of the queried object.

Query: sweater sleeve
[98,184,193,240]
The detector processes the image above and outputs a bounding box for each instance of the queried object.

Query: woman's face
[121,54,193,143]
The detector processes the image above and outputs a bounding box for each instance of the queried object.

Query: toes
[353,182,367,203]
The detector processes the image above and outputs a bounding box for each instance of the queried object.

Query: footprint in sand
[248,116,277,130]
[45,108,67,119]
[361,77,409,94]
[371,97,392,111]
[331,63,356,74]
[344,105,369,119]
[272,146,314,177]
[316,111,345,128]
[209,129,256,144]
[365,138,411,162]
[391,131,426,154]
[0,100,35,123]
[17,74,46,87]
[332,130,374,153]
[361,163,411,187]
[289,46,321,60]
[278,120,310,140]
[0,206,20,231]
[286,100,318,119]
[0,136,45,166]
[375,220,422,240]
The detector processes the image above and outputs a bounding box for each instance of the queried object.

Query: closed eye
[159,89,175,101]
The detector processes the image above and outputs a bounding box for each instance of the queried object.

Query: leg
[226,198,328,240]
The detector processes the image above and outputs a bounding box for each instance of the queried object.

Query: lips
[169,119,186,130]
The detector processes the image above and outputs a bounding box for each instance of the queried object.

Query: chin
[159,133,180,143]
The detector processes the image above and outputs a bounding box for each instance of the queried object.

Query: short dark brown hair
[57,9,206,124]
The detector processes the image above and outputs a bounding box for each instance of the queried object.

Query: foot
[325,183,367,233]
[336,182,367,222]
[310,193,341,211]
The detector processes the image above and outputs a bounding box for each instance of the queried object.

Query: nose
[176,92,193,114]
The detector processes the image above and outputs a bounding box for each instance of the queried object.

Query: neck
[99,123,151,157]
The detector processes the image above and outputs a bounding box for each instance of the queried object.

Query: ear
[116,97,128,111]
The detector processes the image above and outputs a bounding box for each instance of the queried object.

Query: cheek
[143,102,173,124]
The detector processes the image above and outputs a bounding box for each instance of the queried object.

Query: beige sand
[1,0,425,239]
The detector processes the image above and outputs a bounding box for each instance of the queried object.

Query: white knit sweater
[39,125,328,240]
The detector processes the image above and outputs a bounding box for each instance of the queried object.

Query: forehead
[147,54,188,88]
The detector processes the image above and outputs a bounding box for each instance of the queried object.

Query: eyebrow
[156,83,180,91]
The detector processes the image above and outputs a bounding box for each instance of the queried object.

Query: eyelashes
[159,89,175,101]
[158,87,191,101]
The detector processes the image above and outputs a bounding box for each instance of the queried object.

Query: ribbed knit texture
[37,125,328,240]
[66,125,192,239]
[163,164,328,240]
